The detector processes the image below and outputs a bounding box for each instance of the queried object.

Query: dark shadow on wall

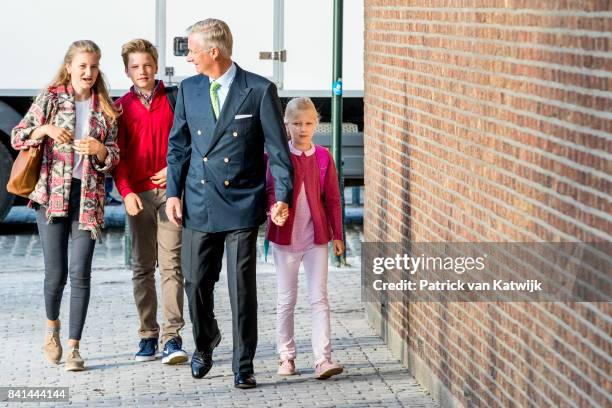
[397,78,415,372]
[372,66,468,406]
[375,106,392,347]
[374,70,419,382]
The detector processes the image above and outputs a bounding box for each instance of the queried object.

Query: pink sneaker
[277,359,296,376]
[314,360,343,379]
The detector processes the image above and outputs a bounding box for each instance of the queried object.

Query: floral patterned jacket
[11,85,119,239]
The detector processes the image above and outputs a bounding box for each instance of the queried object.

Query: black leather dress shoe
[234,373,257,389]
[191,351,213,379]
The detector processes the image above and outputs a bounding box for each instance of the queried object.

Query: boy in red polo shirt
[113,39,187,364]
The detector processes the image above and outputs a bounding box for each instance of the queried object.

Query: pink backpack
[314,144,330,192]
[264,144,331,193]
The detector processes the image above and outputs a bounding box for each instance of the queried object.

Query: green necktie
[210,81,221,120]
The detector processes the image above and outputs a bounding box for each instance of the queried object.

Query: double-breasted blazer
[166,64,293,232]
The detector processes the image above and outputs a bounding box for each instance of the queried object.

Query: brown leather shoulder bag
[6,144,43,198]
[6,95,57,198]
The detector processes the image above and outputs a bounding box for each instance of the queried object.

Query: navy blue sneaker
[162,337,188,365]
[135,338,158,362]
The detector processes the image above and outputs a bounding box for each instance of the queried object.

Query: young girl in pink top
[266,97,345,379]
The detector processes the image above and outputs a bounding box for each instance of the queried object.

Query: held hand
[332,240,345,256]
[272,210,289,226]
[271,201,289,226]
[74,137,104,156]
[150,167,167,187]
[45,125,73,144]
[165,197,182,228]
[124,193,144,216]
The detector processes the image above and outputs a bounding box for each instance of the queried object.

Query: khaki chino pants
[128,189,184,346]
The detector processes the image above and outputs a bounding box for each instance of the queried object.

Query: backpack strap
[263,151,270,262]
[263,238,270,262]
[314,144,330,194]
[165,86,178,112]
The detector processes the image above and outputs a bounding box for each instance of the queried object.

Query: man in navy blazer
[165,18,293,388]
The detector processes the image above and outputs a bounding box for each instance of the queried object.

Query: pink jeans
[272,244,331,365]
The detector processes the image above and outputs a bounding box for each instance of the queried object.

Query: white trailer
[0,0,364,220]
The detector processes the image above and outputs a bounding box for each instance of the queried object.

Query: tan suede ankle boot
[43,328,62,364]
[65,347,85,372]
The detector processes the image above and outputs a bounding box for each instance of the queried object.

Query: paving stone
[0,225,437,407]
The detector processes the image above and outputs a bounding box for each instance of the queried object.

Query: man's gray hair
[188,18,233,57]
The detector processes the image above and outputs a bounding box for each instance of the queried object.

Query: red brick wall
[363,1,611,407]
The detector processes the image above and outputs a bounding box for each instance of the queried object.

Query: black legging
[35,179,96,340]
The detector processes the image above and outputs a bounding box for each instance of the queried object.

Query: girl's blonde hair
[49,40,119,123]
[284,97,320,123]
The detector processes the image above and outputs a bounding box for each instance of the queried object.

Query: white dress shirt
[210,62,237,113]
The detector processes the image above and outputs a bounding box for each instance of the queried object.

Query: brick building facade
[363,1,611,407]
